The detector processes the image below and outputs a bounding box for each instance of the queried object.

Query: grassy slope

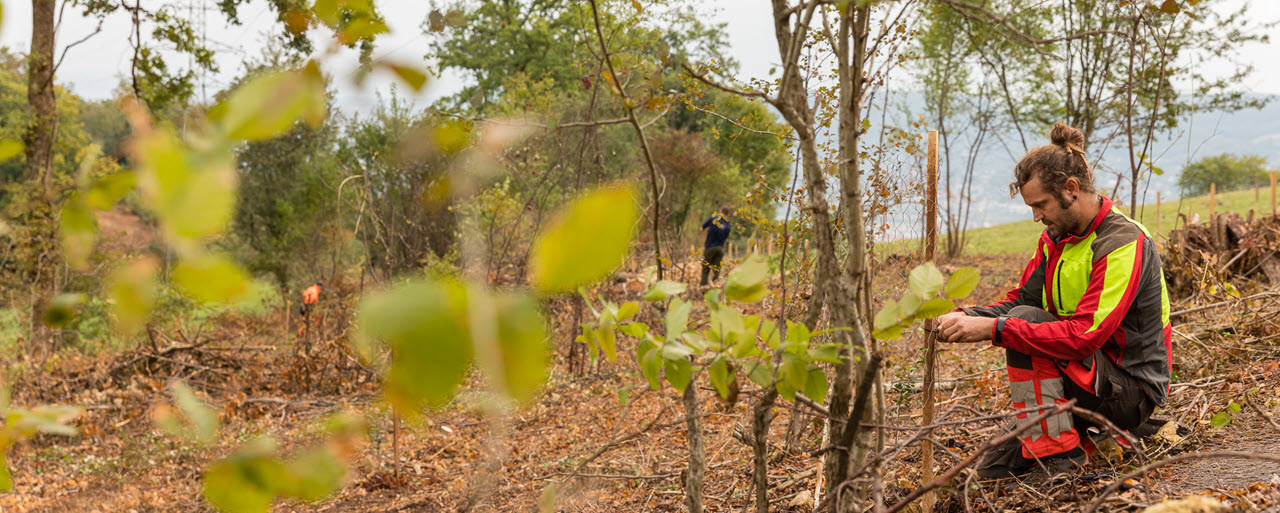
[947,187,1276,257]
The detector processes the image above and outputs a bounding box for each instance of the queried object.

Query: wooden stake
[1155,192,1162,248]
[1209,183,1216,222]
[1271,171,1276,217]
[393,411,401,483]
[920,130,940,513]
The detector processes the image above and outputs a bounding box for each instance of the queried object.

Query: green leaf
[0,451,10,492]
[166,381,220,445]
[596,328,617,362]
[644,280,687,302]
[872,324,904,340]
[724,254,769,303]
[281,447,345,501]
[944,268,981,299]
[619,322,648,338]
[708,356,730,399]
[661,341,695,360]
[909,262,945,299]
[617,388,629,407]
[616,301,640,321]
[107,256,158,337]
[804,366,829,404]
[664,357,692,393]
[530,185,639,293]
[709,306,745,348]
[42,293,85,329]
[172,253,251,304]
[776,377,796,401]
[0,140,23,162]
[492,292,550,403]
[1229,402,1242,414]
[639,341,662,390]
[746,361,773,388]
[212,63,327,142]
[59,193,97,270]
[202,439,286,513]
[915,298,957,320]
[873,302,900,330]
[704,288,722,309]
[759,318,781,350]
[356,280,474,411]
[665,297,691,338]
[782,353,807,392]
[85,171,137,210]
[132,128,238,248]
[1210,411,1231,427]
[898,292,922,320]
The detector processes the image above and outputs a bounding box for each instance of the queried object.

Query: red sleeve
[995,237,1145,361]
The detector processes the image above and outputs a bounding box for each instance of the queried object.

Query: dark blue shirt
[702,213,731,248]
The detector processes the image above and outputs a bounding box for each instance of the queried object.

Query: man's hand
[936,312,996,344]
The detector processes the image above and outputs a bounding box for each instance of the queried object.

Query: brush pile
[1163,211,1280,299]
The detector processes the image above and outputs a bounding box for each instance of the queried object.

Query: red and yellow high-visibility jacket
[964,196,1173,405]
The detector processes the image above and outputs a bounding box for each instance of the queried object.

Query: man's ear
[1064,178,1082,196]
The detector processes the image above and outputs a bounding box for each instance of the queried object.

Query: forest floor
[2,253,1280,512]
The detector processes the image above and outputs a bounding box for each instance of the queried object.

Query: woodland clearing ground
[0,253,1277,512]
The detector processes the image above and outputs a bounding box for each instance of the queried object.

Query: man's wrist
[992,316,1007,345]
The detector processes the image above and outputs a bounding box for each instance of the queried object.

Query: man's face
[1021,176,1079,238]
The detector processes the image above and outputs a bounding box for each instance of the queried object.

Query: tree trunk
[26,0,58,199]
[827,6,876,512]
[751,389,778,513]
[681,382,705,513]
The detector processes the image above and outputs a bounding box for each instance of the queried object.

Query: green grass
[888,187,1277,257]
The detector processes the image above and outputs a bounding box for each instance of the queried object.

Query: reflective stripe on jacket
[964,196,1173,405]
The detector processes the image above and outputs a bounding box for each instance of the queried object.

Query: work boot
[975,438,1088,480]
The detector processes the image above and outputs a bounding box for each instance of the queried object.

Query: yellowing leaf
[724,254,769,303]
[915,297,956,319]
[167,381,220,444]
[644,280,686,302]
[873,302,899,330]
[384,62,429,91]
[85,171,137,210]
[529,185,639,293]
[0,140,24,162]
[203,439,285,513]
[944,267,981,299]
[173,253,251,303]
[909,262,944,298]
[107,256,159,337]
[491,292,550,403]
[132,128,237,249]
[59,193,97,270]
[213,64,327,142]
[356,280,473,412]
[0,451,10,492]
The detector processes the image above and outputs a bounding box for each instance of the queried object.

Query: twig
[877,399,1080,513]
[1243,393,1280,432]
[1085,451,1280,513]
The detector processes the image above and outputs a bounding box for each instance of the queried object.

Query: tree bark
[681,381,705,513]
[751,389,778,513]
[27,0,58,199]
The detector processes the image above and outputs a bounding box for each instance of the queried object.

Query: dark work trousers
[700,246,725,285]
[980,305,1156,458]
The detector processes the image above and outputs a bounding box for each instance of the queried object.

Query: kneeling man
[937,123,1172,479]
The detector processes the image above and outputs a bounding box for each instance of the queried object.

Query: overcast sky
[1,0,1277,115]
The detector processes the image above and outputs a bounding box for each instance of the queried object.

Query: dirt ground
[2,253,1279,512]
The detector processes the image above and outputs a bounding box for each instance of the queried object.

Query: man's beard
[1046,194,1082,238]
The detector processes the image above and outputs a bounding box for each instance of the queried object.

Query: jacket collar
[1047,195,1112,245]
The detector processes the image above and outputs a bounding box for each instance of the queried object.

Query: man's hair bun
[1050,122,1085,151]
